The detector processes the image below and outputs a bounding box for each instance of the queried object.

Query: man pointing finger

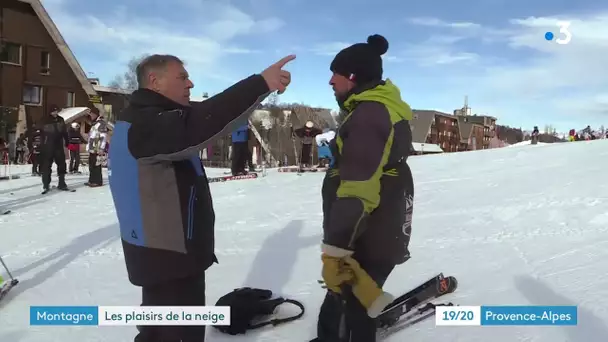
[262,54,295,94]
[108,53,295,342]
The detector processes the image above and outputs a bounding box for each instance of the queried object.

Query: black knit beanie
[330,34,389,85]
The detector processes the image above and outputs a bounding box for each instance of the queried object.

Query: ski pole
[0,256,15,280]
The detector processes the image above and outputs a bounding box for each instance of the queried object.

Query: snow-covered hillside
[1,140,608,342]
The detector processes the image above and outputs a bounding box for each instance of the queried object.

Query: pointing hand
[261,55,296,95]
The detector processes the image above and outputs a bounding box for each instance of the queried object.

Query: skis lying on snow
[375,273,458,340]
[223,169,263,175]
[278,166,328,173]
[41,185,76,194]
[312,272,458,341]
[0,278,19,302]
[0,256,19,303]
[208,173,258,183]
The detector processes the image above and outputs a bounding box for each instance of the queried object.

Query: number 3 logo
[556,21,572,45]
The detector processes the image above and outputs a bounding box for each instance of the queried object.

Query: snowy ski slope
[1,140,608,341]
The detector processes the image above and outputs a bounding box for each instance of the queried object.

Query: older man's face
[154,61,194,106]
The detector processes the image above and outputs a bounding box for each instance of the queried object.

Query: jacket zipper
[187,186,195,240]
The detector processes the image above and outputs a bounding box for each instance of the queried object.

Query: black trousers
[316,258,395,342]
[231,142,248,175]
[31,152,40,174]
[69,150,81,172]
[301,143,312,165]
[135,274,206,342]
[88,153,103,185]
[41,148,66,188]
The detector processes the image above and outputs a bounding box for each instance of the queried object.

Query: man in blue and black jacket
[108,53,295,342]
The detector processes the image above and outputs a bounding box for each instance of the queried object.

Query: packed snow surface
[1,140,608,342]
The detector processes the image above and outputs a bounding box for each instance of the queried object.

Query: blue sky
[43,0,607,132]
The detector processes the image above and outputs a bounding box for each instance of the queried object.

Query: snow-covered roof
[508,140,548,147]
[58,107,114,130]
[412,142,443,153]
[58,107,90,123]
[92,85,131,95]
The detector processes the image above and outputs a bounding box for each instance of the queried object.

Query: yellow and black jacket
[322,79,414,264]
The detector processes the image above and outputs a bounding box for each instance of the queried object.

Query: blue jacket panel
[231,124,249,143]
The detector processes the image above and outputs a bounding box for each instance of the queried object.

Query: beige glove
[342,256,394,318]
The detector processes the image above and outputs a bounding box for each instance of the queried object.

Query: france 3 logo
[544,22,572,45]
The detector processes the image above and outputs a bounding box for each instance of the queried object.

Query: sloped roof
[411,142,443,153]
[456,117,473,143]
[410,110,453,143]
[456,116,485,143]
[19,0,106,116]
[58,107,90,123]
[93,84,131,95]
[410,110,435,143]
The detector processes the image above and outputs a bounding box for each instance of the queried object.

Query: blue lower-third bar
[30,306,99,325]
[481,306,577,325]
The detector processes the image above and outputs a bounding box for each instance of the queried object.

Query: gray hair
[136,54,184,88]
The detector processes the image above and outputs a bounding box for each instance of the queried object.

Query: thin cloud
[311,42,352,56]
[41,0,283,84]
[406,17,482,30]
[401,13,608,126]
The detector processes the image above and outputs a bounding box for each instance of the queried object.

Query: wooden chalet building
[0,0,110,141]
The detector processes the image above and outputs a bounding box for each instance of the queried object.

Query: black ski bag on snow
[213,287,305,335]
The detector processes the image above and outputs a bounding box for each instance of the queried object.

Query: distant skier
[531,126,539,144]
[67,122,86,174]
[315,129,335,168]
[568,129,576,142]
[231,122,250,176]
[39,104,70,192]
[85,108,108,187]
[294,121,322,167]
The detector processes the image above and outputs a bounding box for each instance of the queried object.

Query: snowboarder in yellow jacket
[314,34,415,342]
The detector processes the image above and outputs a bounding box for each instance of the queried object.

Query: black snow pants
[88,153,103,185]
[41,147,67,189]
[315,257,395,342]
[231,142,248,175]
[300,143,312,165]
[135,273,207,342]
[31,152,40,174]
[69,150,81,172]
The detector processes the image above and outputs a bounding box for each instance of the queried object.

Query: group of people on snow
[8,105,110,191]
[108,33,413,342]
[229,119,337,172]
[568,125,607,141]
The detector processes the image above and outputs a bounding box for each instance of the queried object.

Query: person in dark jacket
[67,122,86,174]
[108,53,294,342]
[294,121,322,167]
[313,34,415,342]
[14,133,26,164]
[230,122,249,175]
[39,105,70,192]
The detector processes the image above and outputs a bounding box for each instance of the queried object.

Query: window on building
[66,92,75,107]
[0,42,22,64]
[23,85,42,105]
[40,51,50,74]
